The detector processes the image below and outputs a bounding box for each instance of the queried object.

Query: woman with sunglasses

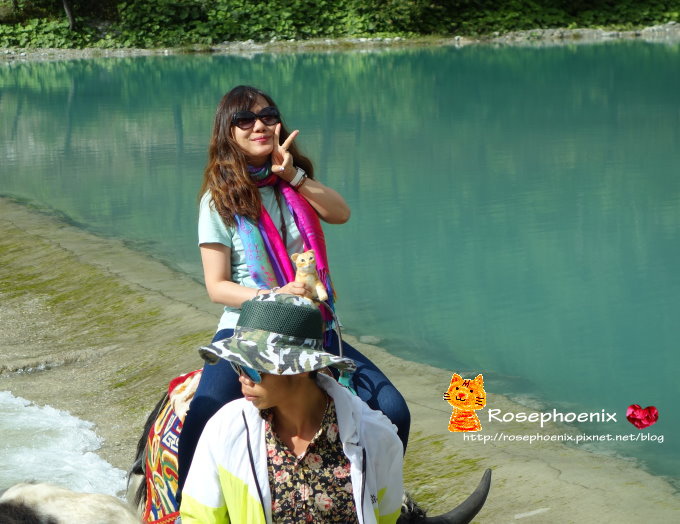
[177,85,410,497]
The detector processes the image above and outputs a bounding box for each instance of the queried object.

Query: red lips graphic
[626,404,659,429]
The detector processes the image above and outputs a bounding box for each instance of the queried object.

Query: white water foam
[0,391,127,497]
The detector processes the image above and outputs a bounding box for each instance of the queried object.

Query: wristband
[290,167,306,188]
[296,175,309,190]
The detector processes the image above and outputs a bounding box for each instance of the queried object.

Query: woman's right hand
[275,281,311,297]
[271,124,299,182]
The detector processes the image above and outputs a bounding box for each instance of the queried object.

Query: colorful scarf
[235,164,336,319]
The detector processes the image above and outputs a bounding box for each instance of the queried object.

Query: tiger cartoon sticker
[443,373,486,432]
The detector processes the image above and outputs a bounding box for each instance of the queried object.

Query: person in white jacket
[180,293,404,524]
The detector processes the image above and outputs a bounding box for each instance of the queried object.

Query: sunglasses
[231,107,281,130]
[230,361,263,383]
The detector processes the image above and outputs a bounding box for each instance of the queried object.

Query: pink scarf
[234,169,336,317]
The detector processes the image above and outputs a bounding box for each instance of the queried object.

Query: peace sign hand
[271,123,299,183]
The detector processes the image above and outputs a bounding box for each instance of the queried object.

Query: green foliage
[0,0,679,48]
[445,0,680,35]
[116,1,213,47]
[0,1,118,22]
[0,17,98,47]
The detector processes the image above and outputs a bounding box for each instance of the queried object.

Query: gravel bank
[2,22,679,64]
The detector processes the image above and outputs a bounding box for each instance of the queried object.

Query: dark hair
[198,85,315,225]
[0,501,58,524]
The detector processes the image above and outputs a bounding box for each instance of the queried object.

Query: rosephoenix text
[487,408,617,428]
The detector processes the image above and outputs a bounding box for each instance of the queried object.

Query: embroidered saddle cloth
[143,370,202,524]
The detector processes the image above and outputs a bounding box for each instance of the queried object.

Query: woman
[177,85,410,494]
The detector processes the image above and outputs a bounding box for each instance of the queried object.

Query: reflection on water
[1,42,679,481]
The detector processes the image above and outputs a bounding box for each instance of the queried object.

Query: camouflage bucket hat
[199,293,356,375]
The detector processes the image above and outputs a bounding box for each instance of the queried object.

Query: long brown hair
[199,85,314,226]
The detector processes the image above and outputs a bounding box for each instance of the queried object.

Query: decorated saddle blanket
[143,369,202,524]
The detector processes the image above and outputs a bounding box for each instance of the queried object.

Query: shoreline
[2,196,679,521]
[1,21,679,63]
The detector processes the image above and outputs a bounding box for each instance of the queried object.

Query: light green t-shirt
[198,188,304,330]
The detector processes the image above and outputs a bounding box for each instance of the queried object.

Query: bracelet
[255,288,264,297]
[296,174,309,190]
[271,286,281,294]
[290,167,306,188]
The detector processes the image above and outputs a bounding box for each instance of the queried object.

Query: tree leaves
[1,0,679,48]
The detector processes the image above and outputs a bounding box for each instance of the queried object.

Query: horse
[127,372,492,524]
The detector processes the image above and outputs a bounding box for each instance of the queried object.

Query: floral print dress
[263,398,359,523]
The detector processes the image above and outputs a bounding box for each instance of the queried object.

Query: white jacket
[181,374,403,523]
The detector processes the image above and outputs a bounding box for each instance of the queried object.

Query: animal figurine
[291,249,328,303]
[444,373,486,432]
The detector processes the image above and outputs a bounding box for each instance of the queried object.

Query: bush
[0,0,679,49]
[0,17,98,47]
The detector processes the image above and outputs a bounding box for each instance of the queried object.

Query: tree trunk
[62,0,76,30]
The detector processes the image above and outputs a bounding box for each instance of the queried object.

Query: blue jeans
[177,328,410,494]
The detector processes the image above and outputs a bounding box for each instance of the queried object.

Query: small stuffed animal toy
[291,249,328,303]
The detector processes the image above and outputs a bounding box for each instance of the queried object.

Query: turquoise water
[1,42,679,483]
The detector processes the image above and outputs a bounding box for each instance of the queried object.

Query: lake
[1,41,679,486]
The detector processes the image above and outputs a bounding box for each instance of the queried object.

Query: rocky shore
[1,22,679,64]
